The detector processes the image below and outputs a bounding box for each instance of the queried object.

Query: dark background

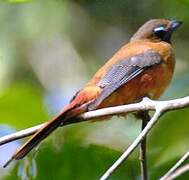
[0,0,189,179]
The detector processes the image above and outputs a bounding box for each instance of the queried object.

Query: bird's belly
[98,63,173,109]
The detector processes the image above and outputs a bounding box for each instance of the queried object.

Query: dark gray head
[130,19,182,43]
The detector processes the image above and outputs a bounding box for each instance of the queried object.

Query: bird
[3,19,182,167]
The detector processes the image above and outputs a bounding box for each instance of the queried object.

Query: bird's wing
[88,49,163,110]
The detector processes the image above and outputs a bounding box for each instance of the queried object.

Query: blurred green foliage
[0,0,189,179]
[4,139,140,180]
[0,82,47,128]
[3,0,32,3]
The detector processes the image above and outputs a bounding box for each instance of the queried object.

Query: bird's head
[130,19,182,43]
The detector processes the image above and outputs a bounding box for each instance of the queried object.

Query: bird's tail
[3,104,84,168]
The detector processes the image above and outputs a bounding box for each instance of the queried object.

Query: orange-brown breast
[95,40,175,109]
[69,40,174,112]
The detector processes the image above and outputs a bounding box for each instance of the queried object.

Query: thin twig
[99,96,189,180]
[0,97,154,146]
[1,96,189,146]
[163,164,189,180]
[0,124,45,146]
[160,150,189,180]
[139,111,150,180]
[100,110,162,180]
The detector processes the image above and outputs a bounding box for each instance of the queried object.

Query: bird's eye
[153,26,167,38]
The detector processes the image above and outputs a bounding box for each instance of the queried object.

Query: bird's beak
[170,20,183,31]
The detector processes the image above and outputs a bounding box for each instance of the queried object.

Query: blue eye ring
[153,25,169,41]
[154,26,166,32]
